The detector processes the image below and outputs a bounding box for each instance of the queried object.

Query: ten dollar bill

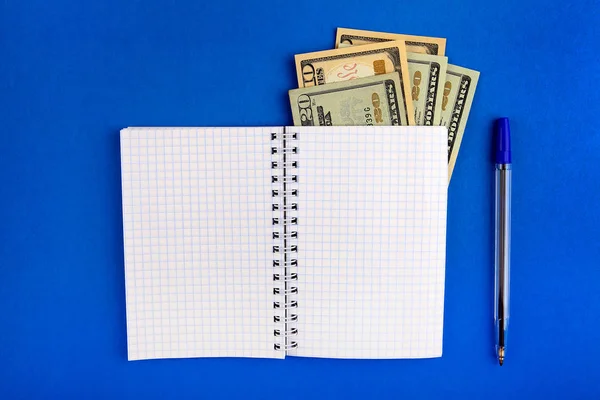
[289,73,404,127]
[295,41,414,125]
[406,53,447,126]
[335,27,446,56]
[438,64,480,181]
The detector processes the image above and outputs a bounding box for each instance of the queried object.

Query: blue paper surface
[1,0,599,397]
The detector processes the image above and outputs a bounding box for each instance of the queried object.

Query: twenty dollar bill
[406,53,447,126]
[438,64,480,181]
[294,41,414,125]
[335,27,446,56]
[289,73,404,127]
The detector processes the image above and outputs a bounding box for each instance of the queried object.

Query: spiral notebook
[120,126,448,361]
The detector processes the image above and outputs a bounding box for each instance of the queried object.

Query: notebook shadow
[108,128,128,360]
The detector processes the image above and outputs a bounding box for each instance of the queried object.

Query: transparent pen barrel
[495,165,511,351]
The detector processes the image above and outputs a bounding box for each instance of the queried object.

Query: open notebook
[120,126,447,361]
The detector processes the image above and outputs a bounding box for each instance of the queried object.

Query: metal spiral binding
[271,128,299,352]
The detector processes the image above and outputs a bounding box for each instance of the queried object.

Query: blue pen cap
[494,118,512,164]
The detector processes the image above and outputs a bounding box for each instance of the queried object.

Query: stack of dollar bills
[289,28,480,180]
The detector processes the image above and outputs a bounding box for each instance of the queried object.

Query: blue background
[1,0,599,397]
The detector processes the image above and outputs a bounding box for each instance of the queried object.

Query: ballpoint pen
[494,118,511,366]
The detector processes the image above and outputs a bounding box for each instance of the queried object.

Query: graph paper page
[120,127,281,360]
[288,126,448,359]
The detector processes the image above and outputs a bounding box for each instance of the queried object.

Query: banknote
[294,41,414,125]
[335,27,446,56]
[406,53,447,126]
[438,64,480,180]
[289,73,403,127]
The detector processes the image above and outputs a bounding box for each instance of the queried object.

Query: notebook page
[120,127,281,360]
[288,126,447,359]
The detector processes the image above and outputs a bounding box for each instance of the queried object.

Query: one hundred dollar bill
[289,73,404,127]
[406,53,447,126]
[335,27,446,56]
[294,41,414,125]
[438,64,480,181]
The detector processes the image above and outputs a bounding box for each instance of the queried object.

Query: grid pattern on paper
[287,126,448,359]
[120,127,282,360]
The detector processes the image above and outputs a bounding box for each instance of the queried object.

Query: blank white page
[120,127,281,360]
[288,126,448,359]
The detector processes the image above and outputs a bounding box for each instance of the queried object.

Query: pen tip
[498,347,505,366]
[499,358,503,366]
